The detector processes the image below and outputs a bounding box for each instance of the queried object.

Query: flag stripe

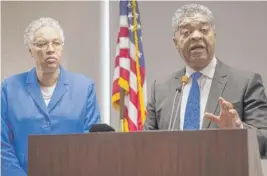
[112,0,147,132]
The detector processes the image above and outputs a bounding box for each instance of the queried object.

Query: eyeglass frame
[31,40,64,50]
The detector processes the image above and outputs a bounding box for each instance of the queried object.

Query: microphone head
[89,124,115,132]
[176,75,189,92]
[180,75,189,85]
[176,84,182,92]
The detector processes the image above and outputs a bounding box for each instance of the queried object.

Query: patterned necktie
[183,72,201,130]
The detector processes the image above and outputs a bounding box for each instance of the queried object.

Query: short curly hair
[172,4,215,35]
[24,17,64,47]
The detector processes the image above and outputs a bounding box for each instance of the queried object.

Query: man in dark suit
[143,4,267,156]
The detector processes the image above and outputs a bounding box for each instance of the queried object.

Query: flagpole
[113,0,146,132]
[119,88,125,132]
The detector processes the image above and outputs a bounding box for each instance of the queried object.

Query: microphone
[176,84,182,92]
[168,75,189,130]
[89,124,115,132]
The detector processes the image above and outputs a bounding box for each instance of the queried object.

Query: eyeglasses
[32,40,63,50]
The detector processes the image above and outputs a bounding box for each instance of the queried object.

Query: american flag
[112,0,147,132]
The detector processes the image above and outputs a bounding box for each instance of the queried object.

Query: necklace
[41,85,56,100]
[42,91,52,100]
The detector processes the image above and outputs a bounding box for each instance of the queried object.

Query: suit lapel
[171,68,186,129]
[26,68,49,116]
[202,59,228,129]
[47,67,69,112]
[26,66,69,115]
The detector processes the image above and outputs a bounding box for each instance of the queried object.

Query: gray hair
[24,17,64,47]
[172,4,215,35]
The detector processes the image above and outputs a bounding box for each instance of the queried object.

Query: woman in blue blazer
[1,17,101,176]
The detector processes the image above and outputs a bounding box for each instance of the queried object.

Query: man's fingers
[219,97,233,109]
[205,113,220,124]
[219,97,224,111]
[219,97,228,111]
[229,109,238,117]
[219,97,225,102]
[225,101,233,109]
[229,109,242,126]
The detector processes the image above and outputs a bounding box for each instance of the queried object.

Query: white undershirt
[180,57,217,130]
[41,84,56,106]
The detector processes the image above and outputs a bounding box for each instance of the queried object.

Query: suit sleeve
[1,81,27,176]
[143,80,158,130]
[242,73,267,156]
[83,82,101,133]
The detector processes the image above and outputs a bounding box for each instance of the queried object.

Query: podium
[28,129,263,176]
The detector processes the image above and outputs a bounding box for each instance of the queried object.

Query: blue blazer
[1,66,101,176]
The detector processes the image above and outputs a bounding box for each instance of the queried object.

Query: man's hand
[204,97,243,129]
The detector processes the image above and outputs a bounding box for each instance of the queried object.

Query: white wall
[1,1,109,122]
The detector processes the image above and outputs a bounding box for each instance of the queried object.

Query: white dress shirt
[180,58,217,130]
